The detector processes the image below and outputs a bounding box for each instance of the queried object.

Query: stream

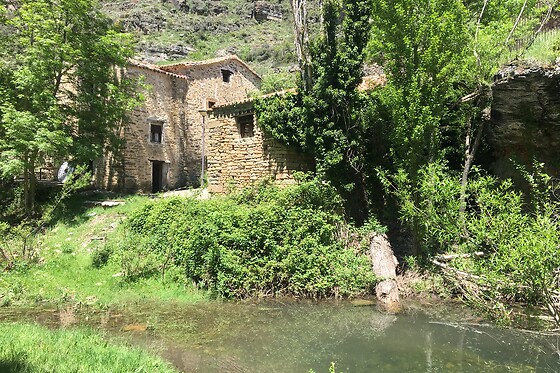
[1,299,560,372]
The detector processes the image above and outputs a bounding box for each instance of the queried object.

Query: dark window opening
[150,123,162,143]
[207,100,216,109]
[236,114,254,138]
[221,69,233,83]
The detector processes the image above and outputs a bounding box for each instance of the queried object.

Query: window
[236,114,254,138]
[221,69,233,83]
[150,123,162,143]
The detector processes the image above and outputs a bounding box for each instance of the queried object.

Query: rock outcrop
[252,2,284,22]
[369,234,401,313]
[487,63,560,181]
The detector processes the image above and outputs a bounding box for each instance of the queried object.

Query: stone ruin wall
[486,65,560,184]
[167,58,262,186]
[206,115,314,193]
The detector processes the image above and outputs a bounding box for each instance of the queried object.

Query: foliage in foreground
[104,179,378,298]
[0,0,138,215]
[0,323,178,373]
[384,162,560,324]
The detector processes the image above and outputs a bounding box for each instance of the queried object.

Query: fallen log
[369,234,401,314]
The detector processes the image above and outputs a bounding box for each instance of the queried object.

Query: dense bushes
[106,179,377,298]
[385,162,560,323]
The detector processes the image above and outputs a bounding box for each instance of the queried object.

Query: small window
[150,123,162,143]
[221,69,233,83]
[236,114,254,138]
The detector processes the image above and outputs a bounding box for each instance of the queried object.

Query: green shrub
[91,245,113,268]
[114,179,376,298]
[384,161,560,323]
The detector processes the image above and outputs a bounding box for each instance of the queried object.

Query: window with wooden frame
[236,114,254,138]
[150,122,163,143]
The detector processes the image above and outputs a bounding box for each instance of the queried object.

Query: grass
[0,193,208,307]
[0,323,179,373]
[520,29,560,64]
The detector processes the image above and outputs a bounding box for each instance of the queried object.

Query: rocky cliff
[100,0,300,73]
[486,63,560,181]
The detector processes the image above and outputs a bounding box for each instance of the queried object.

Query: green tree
[370,0,555,247]
[257,0,376,221]
[0,0,136,215]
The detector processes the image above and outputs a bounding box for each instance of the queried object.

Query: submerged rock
[350,299,375,307]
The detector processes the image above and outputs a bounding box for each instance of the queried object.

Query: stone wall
[178,57,262,186]
[206,113,314,193]
[97,65,191,192]
[96,57,261,193]
[485,64,560,182]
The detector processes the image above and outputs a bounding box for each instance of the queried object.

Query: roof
[159,55,261,81]
[210,70,387,116]
[211,89,296,117]
[128,60,189,80]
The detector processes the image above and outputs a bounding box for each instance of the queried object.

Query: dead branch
[435,252,486,261]
[516,1,556,58]
[460,91,480,103]
[474,0,490,68]
[431,259,484,281]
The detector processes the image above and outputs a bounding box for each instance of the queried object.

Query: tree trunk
[459,88,492,221]
[23,154,37,216]
[290,0,312,91]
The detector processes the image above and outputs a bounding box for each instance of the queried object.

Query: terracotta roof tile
[159,55,261,81]
[128,60,189,80]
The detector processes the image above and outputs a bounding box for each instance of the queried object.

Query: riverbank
[0,194,208,308]
[0,322,178,373]
[1,298,558,372]
[1,179,377,307]
[1,184,558,371]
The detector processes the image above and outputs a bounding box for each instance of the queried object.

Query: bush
[111,179,377,298]
[384,161,560,323]
[91,246,113,269]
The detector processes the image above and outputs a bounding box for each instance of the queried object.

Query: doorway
[152,161,164,193]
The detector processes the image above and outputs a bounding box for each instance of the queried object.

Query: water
[1,299,559,372]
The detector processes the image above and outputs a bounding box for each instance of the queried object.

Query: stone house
[206,97,314,193]
[95,55,312,193]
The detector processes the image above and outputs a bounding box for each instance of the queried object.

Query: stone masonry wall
[97,58,261,192]
[206,114,314,193]
[97,65,190,192]
[168,58,262,186]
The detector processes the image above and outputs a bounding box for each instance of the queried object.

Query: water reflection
[1,300,559,372]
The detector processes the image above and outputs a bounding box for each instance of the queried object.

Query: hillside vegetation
[101,0,306,75]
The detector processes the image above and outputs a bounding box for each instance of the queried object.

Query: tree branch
[506,0,528,44]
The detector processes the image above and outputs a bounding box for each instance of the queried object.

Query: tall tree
[290,0,313,91]
[0,0,136,215]
[369,0,555,249]
[257,0,375,221]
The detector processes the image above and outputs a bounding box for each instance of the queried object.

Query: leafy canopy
[0,0,138,214]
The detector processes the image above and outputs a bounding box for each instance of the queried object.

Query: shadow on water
[2,300,560,372]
